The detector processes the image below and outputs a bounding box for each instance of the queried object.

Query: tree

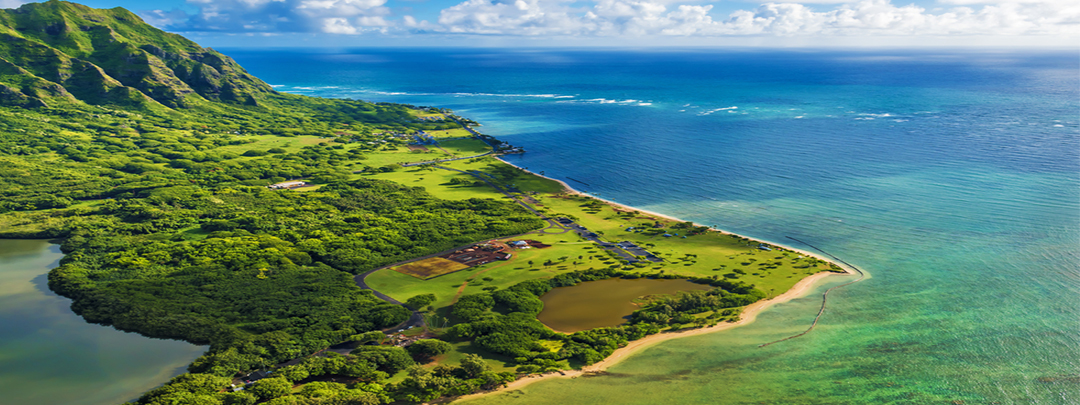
[405,294,436,310]
[247,377,291,401]
[459,354,490,378]
[407,339,452,360]
[219,392,257,405]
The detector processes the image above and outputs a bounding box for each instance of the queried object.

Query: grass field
[437,139,492,157]
[356,145,452,168]
[211,134,333,155]
[530,193,836,296]
[366,232,625,311]
[424,128,474,138]
[358,166,510,200]
[441,158,566,194]
[411,111,446,119]
[393,257,470,279]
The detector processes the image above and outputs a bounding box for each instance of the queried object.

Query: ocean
[224,48,1080,404]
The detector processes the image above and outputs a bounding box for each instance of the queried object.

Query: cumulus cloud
[143,0,1079,39]
[0,0,28,9]
[152,0,393,34]
[435,0,1080,37]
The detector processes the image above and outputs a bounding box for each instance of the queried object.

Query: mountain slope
[0,0,274,109]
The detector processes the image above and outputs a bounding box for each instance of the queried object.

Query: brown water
[0,239,206,405]
[537,278,713,333]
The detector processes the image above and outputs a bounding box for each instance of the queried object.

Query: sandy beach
[453,268,849,402]
[443,158,860,403]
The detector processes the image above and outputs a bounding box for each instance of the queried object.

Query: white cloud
[434,0,1080,37]
[145,0,1080,41]
[0,0,27,9]
[156,0,392,34]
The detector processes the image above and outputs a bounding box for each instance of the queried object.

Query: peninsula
[0,2,852,404]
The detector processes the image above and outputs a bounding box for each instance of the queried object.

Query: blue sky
[7,0,1077,47]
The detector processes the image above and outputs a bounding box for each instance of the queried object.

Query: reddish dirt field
[393,257,468,279]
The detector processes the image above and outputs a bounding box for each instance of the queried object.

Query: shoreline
[444,157,859,402]
[495,157,843,265]
[454,267,849,402]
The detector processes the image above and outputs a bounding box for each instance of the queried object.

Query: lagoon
[0,239,206,405]
[537,278,712,333]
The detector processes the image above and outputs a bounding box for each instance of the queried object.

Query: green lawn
[437,138,491,157]
[531,194,836,297]
[211,134,333,155]
[441,158,566,194]
[357,146,452,168]
[424,128,473,138]
[365,233,617,311]
[358,166,509,200]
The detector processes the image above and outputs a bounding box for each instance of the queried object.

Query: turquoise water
[235,49,1080,403]
[0,240,206,405]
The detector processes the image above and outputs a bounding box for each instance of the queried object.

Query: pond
[0,239,207,405]
[537,278,713,333]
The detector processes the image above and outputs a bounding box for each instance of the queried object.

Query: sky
[3,0,1077,47]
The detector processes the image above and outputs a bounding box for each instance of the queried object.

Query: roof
[269,181,306,188]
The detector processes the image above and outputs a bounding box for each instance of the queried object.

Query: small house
[244,370,271,385]
[268,181,307,190]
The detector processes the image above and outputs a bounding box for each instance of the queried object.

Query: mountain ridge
[0,0,274,109]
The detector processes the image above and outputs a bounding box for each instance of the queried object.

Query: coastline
[495,157,845,265]
[453,266,849,402]
[444,157,859,402]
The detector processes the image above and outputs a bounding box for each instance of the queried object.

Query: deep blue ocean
[227,48,1080,404]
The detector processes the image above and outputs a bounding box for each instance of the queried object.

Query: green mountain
[0,0,273,109]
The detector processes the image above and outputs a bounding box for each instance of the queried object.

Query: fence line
[758,236,867,348]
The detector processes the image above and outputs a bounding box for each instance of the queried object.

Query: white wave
[1053,124,1065,127]
[794,116,805,119]
[270,84,285,88]
[450,92,562,98]
[638,103,652,106]
[699,106,738,116]
[893,119,909,122]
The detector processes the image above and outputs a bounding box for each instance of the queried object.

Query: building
[268,181,307,190]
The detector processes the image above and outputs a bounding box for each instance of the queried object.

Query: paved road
[555,218,642,263]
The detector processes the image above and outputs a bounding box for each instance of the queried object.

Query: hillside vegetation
[0,2,550,404]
